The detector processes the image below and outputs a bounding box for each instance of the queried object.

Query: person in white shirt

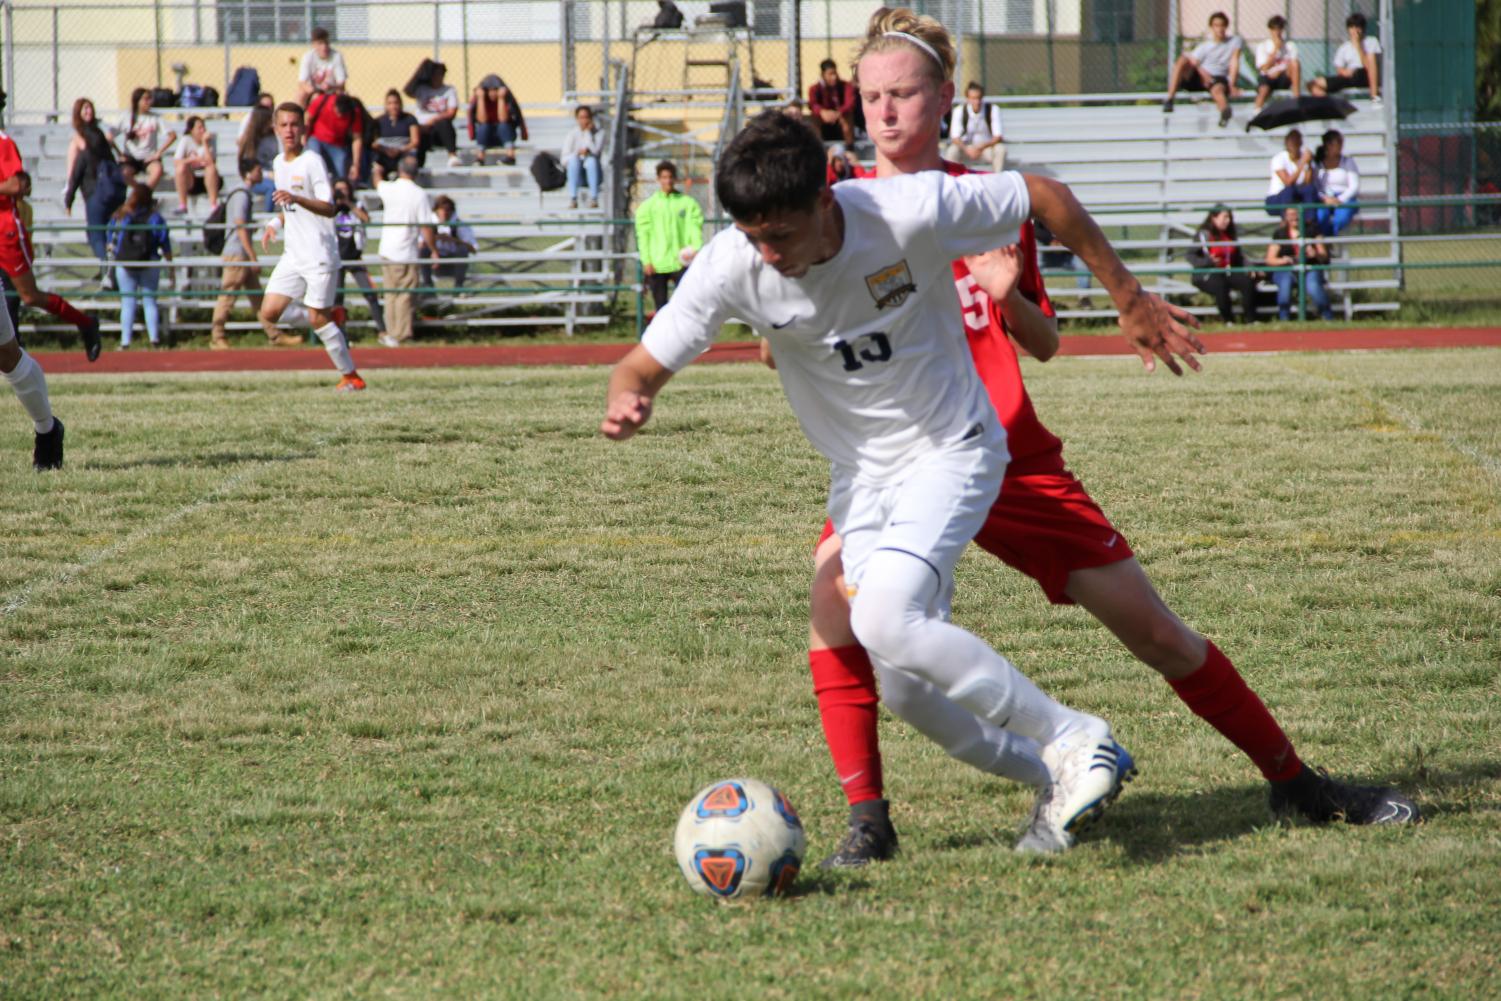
[602,111,1205,851]
[1310,12,1382,105]
[1313,128,1360,236]
[1252,15,1301,111]
[297,27,348,106]
[413,62,461,168]
[372,154,439,347]
[257,102,366,391]
[1264,127,1319,215]
[108,87,176,191]
[560,105,608,209]
[944,81,1005,171]
[1162,10,1244,127]
[171,115,221,214]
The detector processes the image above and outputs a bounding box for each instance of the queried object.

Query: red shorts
[0,216,34,278]
[815,463,1132,606]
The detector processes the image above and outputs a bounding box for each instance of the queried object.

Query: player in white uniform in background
[259,102,367,392]
[602,111,1204,846]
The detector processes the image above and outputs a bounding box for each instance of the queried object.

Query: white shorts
[0,298,14,346]
[828,424,1009,605]
[266,258,337,310]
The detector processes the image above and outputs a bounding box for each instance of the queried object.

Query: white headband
[882,31,943,68]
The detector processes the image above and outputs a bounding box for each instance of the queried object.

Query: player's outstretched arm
[601,344,674,440]
[1023,174,1205,375]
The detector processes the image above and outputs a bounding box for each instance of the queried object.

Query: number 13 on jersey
[832,332,892,372]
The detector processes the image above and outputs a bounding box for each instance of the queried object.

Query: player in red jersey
[0,88,101,362]
[802,8,1419,865]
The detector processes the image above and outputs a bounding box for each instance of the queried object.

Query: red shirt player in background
[0,87,101,361]
[798,9,1419,867]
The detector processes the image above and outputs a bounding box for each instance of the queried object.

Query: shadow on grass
[1400,755,1501,818]
[782,867,871,899]
[80,449,316,471]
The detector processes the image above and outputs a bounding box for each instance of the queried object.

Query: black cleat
[80,317,102,362]
[820,799,899,869]
[32,417,63,471]
[1269,764,1421,826]
[1162,98,1174,113]
[1218,108,1232,128]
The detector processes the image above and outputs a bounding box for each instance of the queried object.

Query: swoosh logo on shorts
[771,317,797,329]
[1104,534,1118,548]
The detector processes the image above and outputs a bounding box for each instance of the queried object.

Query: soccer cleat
[335,373,367,393]
[79,317,102,363]
[1034,719,1136,841]
[377,333,401,348]
[1269,765,1420,826]
[32,417,64,471]
[1015,782,1072,855]
[820,799,899,869]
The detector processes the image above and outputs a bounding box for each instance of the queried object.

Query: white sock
[315,322,355,375]
[279,302,310,328]
[4,350,55,433]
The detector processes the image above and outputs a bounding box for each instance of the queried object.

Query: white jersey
[642,170,1030,486]
[272,148,338,272]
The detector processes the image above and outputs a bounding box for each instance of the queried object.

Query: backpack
[652,1,684,27]
[179,84,219,108]
[94,157,127,214]
[530,151,567,192]
[225,66,260,107]
[203,188,247,255]
[114,211,157,262]
[150,87,177,109]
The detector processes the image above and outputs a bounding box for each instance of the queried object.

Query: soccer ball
[673,778,806,899]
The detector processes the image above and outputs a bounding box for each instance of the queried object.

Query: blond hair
[853,7,957,84]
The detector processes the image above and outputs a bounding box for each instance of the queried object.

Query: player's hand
[272,189,295,208]
[644,264,655,276]
[1118,287,1204,376]
[759,337,775,370]
[962,244,1024,304]
[260,227,273,251]
[600,390,652,440]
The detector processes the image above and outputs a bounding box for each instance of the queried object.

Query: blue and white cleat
[1016,719,1136,854]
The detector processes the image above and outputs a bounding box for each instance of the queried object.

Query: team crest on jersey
[865,260,916,310]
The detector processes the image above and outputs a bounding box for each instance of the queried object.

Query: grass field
[3,350,1499,999]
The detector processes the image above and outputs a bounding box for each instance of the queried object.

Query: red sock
[43,294,90,329]
[1168,642,1303,782]
[809,644,884,806]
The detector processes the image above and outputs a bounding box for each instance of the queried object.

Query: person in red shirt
[799,8,1418,868]
[305,92,364,184]
[1189,204,1259,324]
[0,88,100,363]
[808,58,856,144]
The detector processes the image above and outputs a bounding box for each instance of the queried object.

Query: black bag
[115,211,156,262]
[202,188,247,255]
[226,66,260,107]
[150,87,177,109]
[179,83,219,108]
[530,151,567,192]
[652,1,685,27]
[403,58,440,99]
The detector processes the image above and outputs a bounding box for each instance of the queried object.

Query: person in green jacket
[634,161,704,320]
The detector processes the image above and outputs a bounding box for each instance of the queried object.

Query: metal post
[433,2,441,60]
[52,6,60,115]
[461,0,469,95]
[2,2,13,115]
[561,0,575,99]
[155,0,164,87]
[194,0,202,45]
[787,0,800,101]
[1045,0,1056,94]
[223,5,232,95]
[1381,0,1402,287]
[1167,0,1179,85]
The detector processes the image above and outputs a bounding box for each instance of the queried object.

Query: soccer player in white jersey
[259,102,367,392]
[601,110,1203,846]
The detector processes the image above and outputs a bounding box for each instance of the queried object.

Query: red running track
[30,326,1501,375]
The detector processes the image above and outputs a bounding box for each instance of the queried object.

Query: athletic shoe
[32,417,63,471]
[1269,765,1420,825]
[1015,782,1072,854]
[1218,108,1232,128]
[820,799,899,869]
[1371,96,1384,108]
[79,317,101,363]
[335,373,367,392]
[447,154,463,167]
[1162,98,1174,113]
[1028,720,1136,848]
[377,333,401,348]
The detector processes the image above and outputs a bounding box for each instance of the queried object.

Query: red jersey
[308,93,356,146]
[0,133,23,215]
[942,160,1064,472]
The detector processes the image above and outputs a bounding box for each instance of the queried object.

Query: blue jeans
[475,121,517,150]
[116,265,162,345]
[566,154,601,202]
[1272,268,1332,320]
[85,192,114,261]
[306,137,350,182]
[1315,201,1359,236]
[1265,183,1320,216]
[250,176,276,213]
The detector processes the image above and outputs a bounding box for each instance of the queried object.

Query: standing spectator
[1187,205,1259,324]
[808,58,856,144]
[1310,12,1382,105]
[106,182,173,349]
[63,97,101,198]
[372,89,421,177]
[632,160,703,319]
[945,81,1006,171]
[172,115,221,215]
[413,62,462,168]
[297,27,348,106]
[305,92,363,184]
[108,87,177,189]
[560,105,607,209]
[1265,205,1333,321]
[236,91,276,144]
[420,195,479,297]
[1252,15,1301,112]
[1313,129,1360,236]
[470,75,528,166]
[236,105,279,211]
[372,155,439,347]
[330,177,388,340]
[64,97,127,265]
[1162,11,1244,127]
[1033,218,1092,309]
[211,159,303,349]
[1265,128,1319,214]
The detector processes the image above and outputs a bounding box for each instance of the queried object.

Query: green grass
[3,351,1500,999]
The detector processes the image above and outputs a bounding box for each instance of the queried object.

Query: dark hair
[965,80,983,94]
[1267,14,1286,30]
[432,195,457,214]
[385,88,402,103]
[819,58,838,73]
[114,180,154,221]
[258,92,274,105]
[574,104,593,118]
[238,105,273,162]
[1345,12,1366,31]
[185,115,204,133]
[129,86,149,128]
[71,97,96,135]
[334,94,356,117]
[276,101,305,121]
[1208,10,1229,25]
[655,160,678,178]
[715,110,826,222]
[238,157,260,179]
[1286,127,1303,145]
[311,26,330,43]
[1197,205,1238,242]
[1316,128,1344,165]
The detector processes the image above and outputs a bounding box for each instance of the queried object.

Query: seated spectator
[1033,219,1092,309]
[421,195,479,296]
[1265,128,1318,214]
[297,27,348,106]
[172,115,221,214]
[945,81,1006,171]
[649,0,684,29]
[306,92,363,184]
[808,59,855,144]
[1252,15,1301,111]
[108,87,177,190]
[560,104,607,209]
[470,75,528,166]
[64,97,126,263]
[825,143,869,185]
[212,159,302,349]
[105,182,172,349]
[1310,12,1381,105]
[372,155,439,347]
[1265,205,1333,321]
[633,160,703,319]
[330,177,388,341]
[371,89,421,177]
[1162,10,1244,128]
[413,62,461,168]
[1313,129,1360,236]
[236,105,279,211]
[236,91,276,144]
[1187,204,1259,324]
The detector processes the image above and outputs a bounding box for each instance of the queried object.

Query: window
[1092,0,1134,43]
[217,2,342,44]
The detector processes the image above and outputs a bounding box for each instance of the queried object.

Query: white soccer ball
[673,778,806,899]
